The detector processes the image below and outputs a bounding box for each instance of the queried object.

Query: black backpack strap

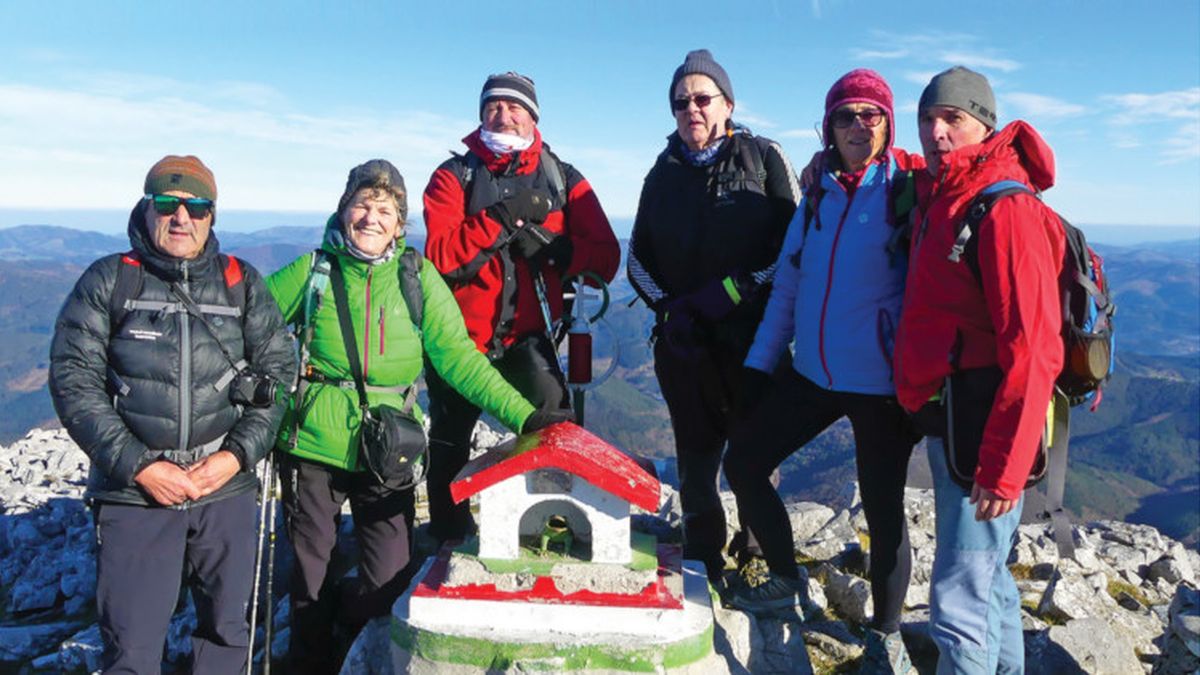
[397,247,424,335]
[951,180,1033,283]
[1044,390,1076,558]
[539,148,569,206]
[109,251,145,332]
[218,253,248,317]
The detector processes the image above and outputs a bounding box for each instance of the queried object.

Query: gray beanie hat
[338,159,408,223]
[919,66,997,129]
[669,49,734,112]
[480,71,540,122]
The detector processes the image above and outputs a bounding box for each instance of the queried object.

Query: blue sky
[0,1,1197,236]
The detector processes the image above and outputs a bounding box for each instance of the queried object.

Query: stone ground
[1,426,1197,673]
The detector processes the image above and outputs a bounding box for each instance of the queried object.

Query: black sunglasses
[671,93,724,112]
[147,194,214,219]
[831,108,886,129]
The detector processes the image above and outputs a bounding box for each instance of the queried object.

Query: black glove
[522,408,576,434]
[736,366,773,417]
[509,222,556,259]
[488,189,552,229]
[525,230,574,270]
[657,299,701,360]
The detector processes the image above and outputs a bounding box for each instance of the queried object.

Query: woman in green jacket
[267,159,567,674]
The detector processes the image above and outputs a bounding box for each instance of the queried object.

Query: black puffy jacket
[49,203,296,506]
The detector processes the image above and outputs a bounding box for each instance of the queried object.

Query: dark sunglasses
[147,194,214,219]
[831,108,886,129]
[671,92,724,112]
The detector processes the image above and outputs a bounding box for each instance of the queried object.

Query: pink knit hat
[822,69,895,154]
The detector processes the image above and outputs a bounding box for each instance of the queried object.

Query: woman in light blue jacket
[724,69,923,674]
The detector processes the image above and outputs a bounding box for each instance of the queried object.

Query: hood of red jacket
[934,120,1056,193]
[463,127,545,176]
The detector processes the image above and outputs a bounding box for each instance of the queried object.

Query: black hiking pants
[425,331,569,542]
[93,491,256,675]
[653,339,778,582]
[281,457,416,675]
[724,369,917,633]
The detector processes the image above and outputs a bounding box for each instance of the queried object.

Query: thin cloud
[1102,87,1200,164]
[851,48,909,60]
[1005,92,1086,120]
[780,129,820,140]
[903,71,941,86]
[938,51,1020,73]
[734,101,777,130]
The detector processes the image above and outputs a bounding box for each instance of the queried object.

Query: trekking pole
[262,458,279,675]
[247,451,273,675]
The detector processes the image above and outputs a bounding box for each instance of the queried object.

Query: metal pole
[263,460,278,675]
[246,452,272,674]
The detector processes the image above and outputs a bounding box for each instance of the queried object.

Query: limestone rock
[1152,585,1200,675]
[1042,617,1143,675]
[801,621,863,671]
[1149,545,1197,586]
[340,616,394,675]
[787,501,836,542]
[1038,564,1119,623]
[0,621,79,662]
[818,563,873,625]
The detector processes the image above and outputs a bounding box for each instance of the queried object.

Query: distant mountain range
[0,224,1195,544]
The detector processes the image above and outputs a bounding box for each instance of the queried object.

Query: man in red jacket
[422,72,620,543]
[894,66,1064,674]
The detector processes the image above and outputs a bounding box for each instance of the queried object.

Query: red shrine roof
[449,422,660,512]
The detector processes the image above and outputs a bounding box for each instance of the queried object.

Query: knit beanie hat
[337,159,408,223]
[823,68,895,154]
[669,49,734,112]
[144,155,217,201]
[480,72,540,122]
[919,66,997,129]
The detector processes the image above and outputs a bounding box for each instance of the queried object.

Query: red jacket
[895,121,1065,500]
[423,129,619,356]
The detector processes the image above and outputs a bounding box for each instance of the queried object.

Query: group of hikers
[48,49,1070,675]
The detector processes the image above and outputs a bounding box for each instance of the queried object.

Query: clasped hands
[133,450,241,506]
[488,189,573,270]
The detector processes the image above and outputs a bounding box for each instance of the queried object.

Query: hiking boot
[858,628,913,675]
[725,573,803,614]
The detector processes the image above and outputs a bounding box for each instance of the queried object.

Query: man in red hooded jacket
[894,66,1064,674]
[422,72,620,543]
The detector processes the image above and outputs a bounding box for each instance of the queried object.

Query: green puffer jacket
[266,221,536,471]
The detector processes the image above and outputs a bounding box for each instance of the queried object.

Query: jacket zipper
[178,261,191,454]
[363,267,372,379]
[816,195,855,388]
[378,306,385,356]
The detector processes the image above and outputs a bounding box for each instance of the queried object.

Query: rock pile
[1,427,1197,673]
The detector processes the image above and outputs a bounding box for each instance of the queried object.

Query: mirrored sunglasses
[147,194,214,219]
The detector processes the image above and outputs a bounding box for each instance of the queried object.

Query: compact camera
[229,371,281,408]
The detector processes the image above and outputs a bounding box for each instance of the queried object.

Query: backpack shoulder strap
[109,251,145,331]
[397,247,424,336]
[218,253,248,318]
[539,147,569,206]
[952,180,1033,284]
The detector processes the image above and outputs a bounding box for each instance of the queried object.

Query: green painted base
[391,619,713,672]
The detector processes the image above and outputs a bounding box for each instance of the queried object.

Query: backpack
[953,180,1116,408]
[793,159,917,268]
[952,180,1117,559]
[453,147,568,217]
[110,251,247,329]
[297,247,424,344]
[286,247,426,454]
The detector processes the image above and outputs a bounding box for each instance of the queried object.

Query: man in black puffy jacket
[49,155,296,674]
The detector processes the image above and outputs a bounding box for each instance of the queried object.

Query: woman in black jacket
[626,49,800,584]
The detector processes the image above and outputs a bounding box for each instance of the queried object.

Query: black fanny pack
[911,366,1047,490]
[358,395,427,488]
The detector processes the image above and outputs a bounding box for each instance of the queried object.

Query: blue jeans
[927,437,1025,675]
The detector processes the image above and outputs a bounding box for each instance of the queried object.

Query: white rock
[787,502,835,541]
[819,563,873,625]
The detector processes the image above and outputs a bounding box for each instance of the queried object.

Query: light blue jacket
[745,154,907,395]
